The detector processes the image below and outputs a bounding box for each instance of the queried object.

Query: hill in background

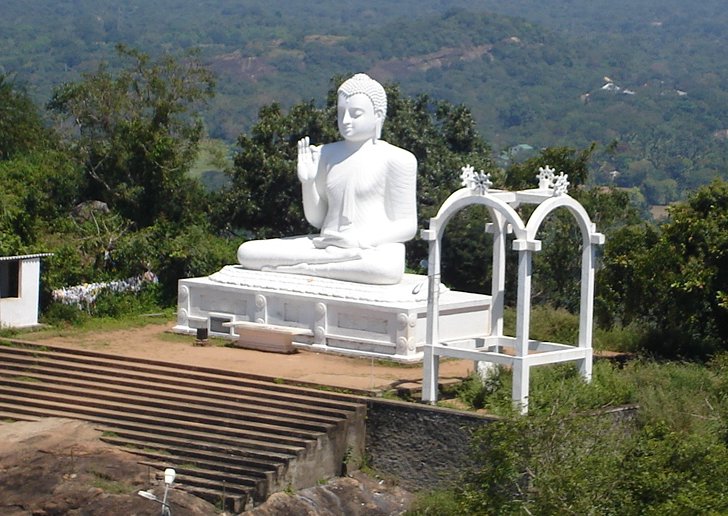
[2,0,728,204]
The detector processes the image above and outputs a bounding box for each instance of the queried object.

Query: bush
[458,414,728,514]
[418,358,728,514]
[42,301,90,326]
[91,282,163,318]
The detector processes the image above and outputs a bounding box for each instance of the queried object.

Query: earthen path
[23,321,473,394]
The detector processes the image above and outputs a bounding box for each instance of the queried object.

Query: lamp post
[161,468,175,516]
[138,467,176,515]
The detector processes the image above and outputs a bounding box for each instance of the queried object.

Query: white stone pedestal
[174,267,490,362]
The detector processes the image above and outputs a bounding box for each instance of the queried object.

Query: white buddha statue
[236,73,418,285]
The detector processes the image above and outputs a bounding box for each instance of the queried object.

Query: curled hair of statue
[338,73,387,119]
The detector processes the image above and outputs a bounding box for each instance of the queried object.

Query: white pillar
[489,214,507,339]
[512,357,529,414]
[422,230,441,403]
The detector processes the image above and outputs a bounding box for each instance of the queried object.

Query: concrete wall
[0,257,42,328]
[364,398,497,491]
[364,399,639,492]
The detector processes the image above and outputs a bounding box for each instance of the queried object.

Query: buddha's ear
[375,110,384,140]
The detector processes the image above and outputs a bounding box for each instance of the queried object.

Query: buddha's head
[337,74,387,142]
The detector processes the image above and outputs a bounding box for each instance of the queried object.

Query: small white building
[0,254,52,328]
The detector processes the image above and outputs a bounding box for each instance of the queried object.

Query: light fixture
[137,467,176,515]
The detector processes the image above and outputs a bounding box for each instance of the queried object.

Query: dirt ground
[21,320,475,395]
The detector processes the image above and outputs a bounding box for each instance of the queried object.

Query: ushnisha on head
[337,74,387,140]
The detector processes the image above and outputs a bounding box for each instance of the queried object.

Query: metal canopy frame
[421,181,604,413]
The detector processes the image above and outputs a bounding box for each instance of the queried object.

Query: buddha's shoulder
[378,140,417,165]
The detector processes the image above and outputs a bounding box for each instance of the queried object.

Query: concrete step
[0,364,347,424]
[0,343,363,405]
[99,435,283,478]
[0,376,336,436]
[0,339,368,509]
[0,390,322,449]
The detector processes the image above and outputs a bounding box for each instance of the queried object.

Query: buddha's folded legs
[237,236,405,284]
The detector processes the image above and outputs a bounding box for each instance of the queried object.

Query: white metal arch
[422,185,604,413]
[525,194,599,243]
[425,188,527,241]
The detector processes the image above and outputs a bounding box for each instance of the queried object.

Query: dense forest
[3,0,728,205]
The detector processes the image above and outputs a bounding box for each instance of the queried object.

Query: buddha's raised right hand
[297,136,320,183]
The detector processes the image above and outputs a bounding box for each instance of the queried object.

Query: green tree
[215,100,337,238]
[598,180,728,358]
[0,150,83,255]
[495,145,642,309]
[48,44,215,227]
[504,144,595,191]
[0,76,52,161]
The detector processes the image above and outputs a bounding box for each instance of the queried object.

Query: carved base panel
[174,267,491,362]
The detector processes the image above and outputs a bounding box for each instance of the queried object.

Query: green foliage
[91,282,163,318]
[598,180,728,358]
[458,413,728,515]
[48,45,215,228]
[3,1,728,202]
[42,301,90,326]
[406,490,461,516]
[111,222,237,303]
[0,149,83,254]
[0,76,52,160]
[436,358,728,514]
[215,99,337,238]
[505,145,594,190]
[498,145,641,308]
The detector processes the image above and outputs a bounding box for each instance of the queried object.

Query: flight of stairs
[0,340,367,512]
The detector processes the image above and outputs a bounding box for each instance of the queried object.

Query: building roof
[0,253,54,262]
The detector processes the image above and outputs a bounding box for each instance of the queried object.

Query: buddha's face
[337,93,381,143]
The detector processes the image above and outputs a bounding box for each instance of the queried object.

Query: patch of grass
[380,389,403,401]
[593,321,646,352]
[370,357,421,369]
[29,310,176,341]
[406,489,461,515]
[503,305,580,345]
[143,447,171,455]
[503,304,647,353]
[624,359,721,435]
[13,375,41,383]
[153,331,192,344]
[91,471,135,494]
[0,327,20,338]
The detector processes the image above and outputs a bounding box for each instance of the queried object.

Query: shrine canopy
[421,165,604,413]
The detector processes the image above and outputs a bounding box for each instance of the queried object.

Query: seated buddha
[236,73,417,285]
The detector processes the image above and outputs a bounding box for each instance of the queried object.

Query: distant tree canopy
[4,0,728,207]
[599,180,728,358]
[0,76,52,161]
[48,44,215,228]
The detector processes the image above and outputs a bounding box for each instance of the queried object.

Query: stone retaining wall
[364,399,638,491]
[364,398,497,491]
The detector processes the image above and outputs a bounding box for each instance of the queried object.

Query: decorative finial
[461,165,492,195]
[536,165,569,196]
